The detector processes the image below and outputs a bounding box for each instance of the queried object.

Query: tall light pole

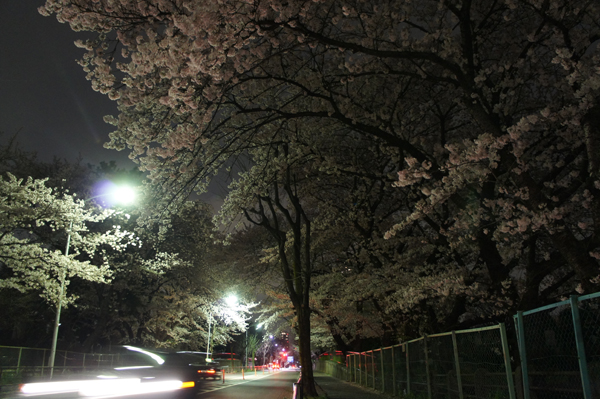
[205,294,238,363]
[205,311,213,363]
[48,186,136,378]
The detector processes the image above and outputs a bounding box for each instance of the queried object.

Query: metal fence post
[392,345,396,397]
[42,349,47,377]
[406,342,411,395]
[570,295,593,399]
[349,355,352,382]
[381,349,385,392]
[371,350,375,389]
[516,311,530,399]
[499,323,516,399]
[359,352,362,386]
[17,347,23,372]
[424,336,432,399]
[451,331,464,399]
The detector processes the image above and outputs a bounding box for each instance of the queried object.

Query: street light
[205,294,238,363]
[48,185,136,378]
[245,322,262,368]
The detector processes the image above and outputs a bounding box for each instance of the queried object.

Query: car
[18,371,197,399]
[18,347,209,399]
[195,362,222,380]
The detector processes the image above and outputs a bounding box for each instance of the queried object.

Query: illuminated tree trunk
[242,154,318,397]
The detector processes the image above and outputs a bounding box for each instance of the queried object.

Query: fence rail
[514,293,600,399]
[318,324,516,399]
[0,346,125,380]
[317,292,600,399]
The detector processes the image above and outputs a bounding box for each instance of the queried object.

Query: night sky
[0,1,135,168]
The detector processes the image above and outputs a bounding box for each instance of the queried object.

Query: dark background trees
[0,140,240,352]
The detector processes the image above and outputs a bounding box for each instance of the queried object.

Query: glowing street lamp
[206,294,238,363]
[48,184,136,378]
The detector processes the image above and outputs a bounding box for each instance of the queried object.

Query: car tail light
[198,369,216,374]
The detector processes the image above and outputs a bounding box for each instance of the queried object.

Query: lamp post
[206,311,213,363]
[205,294,238,363]
[48,186,135,378]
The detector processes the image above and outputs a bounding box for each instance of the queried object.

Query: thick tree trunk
[297,306,317,397]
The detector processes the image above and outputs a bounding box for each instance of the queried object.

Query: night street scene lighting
[48,183,137,377]
[205,294,238,362]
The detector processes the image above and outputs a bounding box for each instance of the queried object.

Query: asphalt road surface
[195,369,299,399]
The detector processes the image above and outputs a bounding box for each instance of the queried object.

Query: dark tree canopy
[41,0,600,392]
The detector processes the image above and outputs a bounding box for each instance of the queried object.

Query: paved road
[195,370,298,399]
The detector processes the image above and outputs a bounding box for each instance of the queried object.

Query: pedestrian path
[313,372,391,399]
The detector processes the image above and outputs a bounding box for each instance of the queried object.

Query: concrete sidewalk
[313,372,391,399]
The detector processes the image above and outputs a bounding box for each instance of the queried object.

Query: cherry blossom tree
[0,144,232,351]
[62,200,251,351]
[0,172,133,306]
[40,0,600,387]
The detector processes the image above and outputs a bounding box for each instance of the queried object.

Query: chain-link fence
[0,346,128,384]
[316,292,600,399]
[514,292,600,399]
[322,324,515,399]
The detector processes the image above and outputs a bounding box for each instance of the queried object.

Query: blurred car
[195,362,222,380]
[17,347,210,399]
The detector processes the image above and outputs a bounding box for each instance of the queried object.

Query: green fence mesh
[516,294,600,399]
[381,346,394,394]
[428,333,459,399]
[407,338,428,396]
[316,324,516,399]
[520,303,583,399]
[580,296,600,397]
[455,328,510,399]
[394,344,408,395]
